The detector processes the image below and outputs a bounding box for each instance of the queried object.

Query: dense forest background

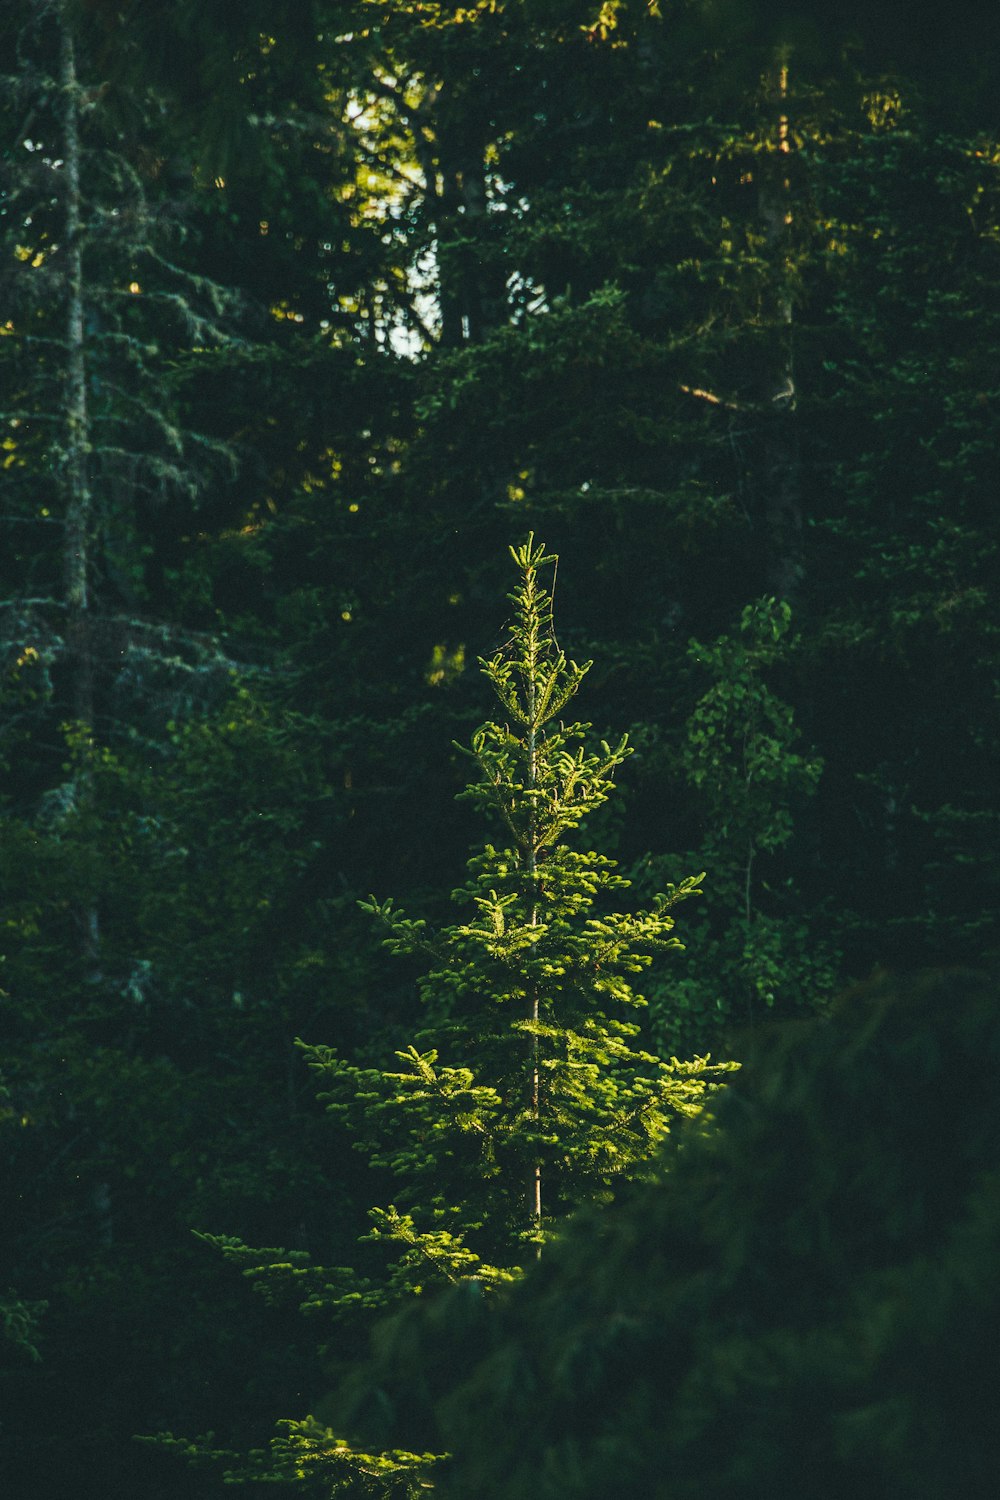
[2,1,999,1495]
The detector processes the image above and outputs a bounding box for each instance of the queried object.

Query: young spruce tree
[189,539,736,1495]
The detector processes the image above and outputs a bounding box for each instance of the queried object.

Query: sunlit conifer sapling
[187,537,736,1494]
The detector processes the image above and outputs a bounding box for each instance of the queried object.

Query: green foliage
[0,675,368,1500]
[638,597,835,1049]
[307,540,733,1266]
[681,599,818,849]
[0,1293,45,1365]
[385,968,1000,1500]
[2,2,999,1493]
[0,1078,47,1369]
[145,1418,442,1497]
[192,540,734,1494]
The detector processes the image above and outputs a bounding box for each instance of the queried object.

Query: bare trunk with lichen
[61,15,92,719]
[60,10,100,963]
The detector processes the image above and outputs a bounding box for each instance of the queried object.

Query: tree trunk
[60,12,94,732]
[756,59,803,600]
[434,111,504,347]
[526,673,542,1255]
[60,9,100,965]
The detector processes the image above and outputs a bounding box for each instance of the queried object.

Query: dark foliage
[366,968,1000,1500]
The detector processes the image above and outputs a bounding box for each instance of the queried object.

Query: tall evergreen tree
[0,0,246,712]
[173,539,735,1495]
[0,9,380,1495]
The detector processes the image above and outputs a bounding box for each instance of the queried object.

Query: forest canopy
[1,1,998,1496]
